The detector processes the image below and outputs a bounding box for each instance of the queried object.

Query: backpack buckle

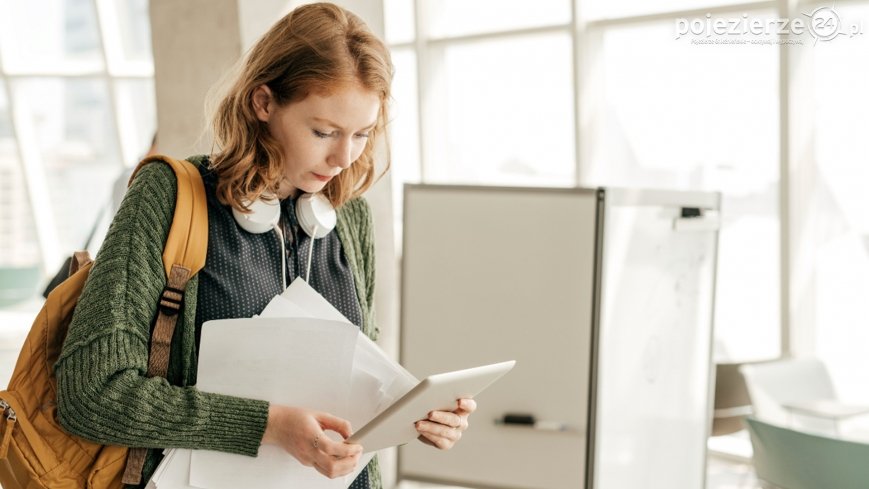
[158,286,184,316]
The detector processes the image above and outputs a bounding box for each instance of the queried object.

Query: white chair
[739,357,869,436]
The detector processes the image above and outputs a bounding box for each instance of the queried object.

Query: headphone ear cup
[232,198,281,234]
[296,193,337,238]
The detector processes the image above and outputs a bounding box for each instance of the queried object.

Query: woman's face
[253,83,380,198]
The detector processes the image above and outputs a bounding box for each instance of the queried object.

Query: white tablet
[347,360,516,452]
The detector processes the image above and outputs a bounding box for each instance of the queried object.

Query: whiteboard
[590,188,719,489]
[399,185,598,489]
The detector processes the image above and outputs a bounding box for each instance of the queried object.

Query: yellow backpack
[0,155,208,488]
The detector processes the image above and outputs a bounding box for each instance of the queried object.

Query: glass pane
[0,0,103,73]
[583,0,750,21]
[808,3,869,403]
[428,33,575,186]
[384,0,415,44]
[0,80,40,268]
[422,0,570,38]
[389,48,420,242]
[11,78,121,256]
[584,18,780,362]
[114,78,157,165]
[96,0,154,75]
[390,49,420,186]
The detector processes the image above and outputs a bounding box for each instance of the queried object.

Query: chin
[300,182,328,194]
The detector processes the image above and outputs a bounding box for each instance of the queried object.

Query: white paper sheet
[190,317,358,489]
[278,278,351,322]
[150,278,417,489]
[146,449,196,489]
[194,317,357,406]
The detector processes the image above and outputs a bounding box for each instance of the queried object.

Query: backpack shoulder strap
[130,154,208,278]
[123,154,208,485]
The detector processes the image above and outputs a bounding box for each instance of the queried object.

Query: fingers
[417,434,437,447]
[417,420,463,439]
[314,434,363,459]
[416,419,462,447]
[308,430,363,479]
[312,450,362,479]
[417,399,476,451]
[315,411,353,439]
[427,410,465,429]
[456,398,477,414]
[416,429,457,450]
[266,405,365,479]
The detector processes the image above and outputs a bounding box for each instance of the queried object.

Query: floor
[706,456,760,489]
[395,453,761,489]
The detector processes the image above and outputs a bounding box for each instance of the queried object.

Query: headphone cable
[273,223,287,291]
[305,225,318,282]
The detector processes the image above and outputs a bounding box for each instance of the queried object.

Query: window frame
[0,0,154,276]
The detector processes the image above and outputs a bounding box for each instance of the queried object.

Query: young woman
[55,4,475,488]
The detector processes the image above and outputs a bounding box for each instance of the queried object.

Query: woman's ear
[252,85,274,122]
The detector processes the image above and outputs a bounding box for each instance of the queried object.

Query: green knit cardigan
[54,158,382,488]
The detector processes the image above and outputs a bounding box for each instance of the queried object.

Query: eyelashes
[313,129,370,139]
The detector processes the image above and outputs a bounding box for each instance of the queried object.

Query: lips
[312,172,336,182]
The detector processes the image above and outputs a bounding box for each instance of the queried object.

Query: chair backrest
[0,265,41,307]
[746,417,869,489]
[711,363,753,436]
[739,357,835,425]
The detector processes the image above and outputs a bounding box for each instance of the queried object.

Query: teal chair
[746,417,869,489]
[0,265,41,307]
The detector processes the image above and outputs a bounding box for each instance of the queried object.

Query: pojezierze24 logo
[675,7,864,45]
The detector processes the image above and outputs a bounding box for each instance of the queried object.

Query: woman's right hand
[261,404,363,479]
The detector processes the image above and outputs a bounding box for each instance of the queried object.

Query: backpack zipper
[0,398,16,459]
[0,399,16,421]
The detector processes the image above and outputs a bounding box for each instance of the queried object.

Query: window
[385,0,787,364]
[799,2,869,402]
[0,82,38,266]
[0,0,155,312]
[426,33,575,185]
[582,14,781,362]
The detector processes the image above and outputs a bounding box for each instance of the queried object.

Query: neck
[276,180,298,200]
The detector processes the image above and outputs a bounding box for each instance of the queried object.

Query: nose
[329,137,354,170]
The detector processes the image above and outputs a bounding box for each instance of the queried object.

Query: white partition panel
[400,185,598,489]
[590,189,719,489]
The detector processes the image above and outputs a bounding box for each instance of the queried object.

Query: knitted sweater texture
[54,158,381,487]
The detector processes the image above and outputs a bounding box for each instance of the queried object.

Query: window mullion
[412,0,428,181]
[572,0,582,186]
[778,0,793,357]
[92,0,129,167]
[586,1,776,29]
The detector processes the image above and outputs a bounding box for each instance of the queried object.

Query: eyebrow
[312,117,377,132]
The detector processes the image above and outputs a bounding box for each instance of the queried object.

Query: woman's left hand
[415,398,477,450]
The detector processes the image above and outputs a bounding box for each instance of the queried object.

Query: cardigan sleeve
[337,197,379,341]
[54,162,269,456]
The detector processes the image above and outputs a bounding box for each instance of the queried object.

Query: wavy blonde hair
[209,2,392,210]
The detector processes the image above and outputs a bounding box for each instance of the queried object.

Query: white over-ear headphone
[231,193,336,290]
[295,193,337,239]
[231,197,281,234]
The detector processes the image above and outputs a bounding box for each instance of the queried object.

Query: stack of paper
[147,279,418,489]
